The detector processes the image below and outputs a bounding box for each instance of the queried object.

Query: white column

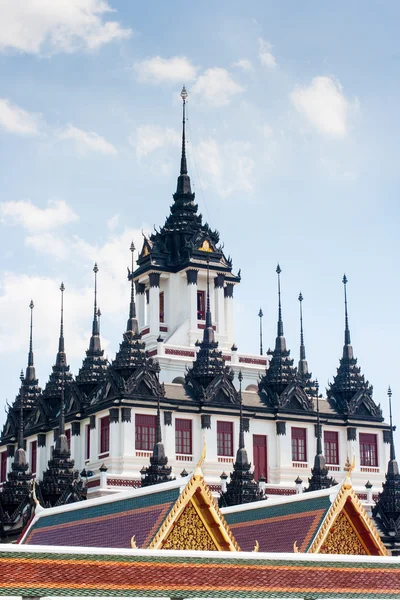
[89,418,97,464]
[136,283,145,329]
[70,425,82,471]
[214,274,225,338]
[186,269,198,345]
[224,284,234,346]
[120,408,134,461]
[149,273,160,336]
[109,410,120,470]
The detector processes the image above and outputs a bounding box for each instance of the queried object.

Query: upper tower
[132,88,242,379]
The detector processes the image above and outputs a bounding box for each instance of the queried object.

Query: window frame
[65,428,71,450]
[217,421,234,457]
[100,416,110,455]
[159,291,165,323]
[324,430,339,465]
[359,433,378,467]
[85,424,91,460]
[175,418,192,455]
[135,414,157,451]
[291,427,307,462]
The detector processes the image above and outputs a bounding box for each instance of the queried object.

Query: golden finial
[130,535,137,549]
[344,455,355,475]
[31,480,44,513]
[293,541,299,553]
[194,435,207,476]
[253,540,259,552]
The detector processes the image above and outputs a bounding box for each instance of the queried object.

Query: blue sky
[0,1,399,439]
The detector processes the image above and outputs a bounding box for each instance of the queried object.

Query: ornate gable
[148,467,239,552]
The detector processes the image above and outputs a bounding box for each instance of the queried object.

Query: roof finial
[56,282,66,367]
[180,86,188,176]
[276,264,283,337]
[315,379,322,456]
[388,386,396,462]
[26,299,36,381]
[92,263,99,336]
[258,308,263,355]
[156,395,162,444]
[126,242,138,334]
[343,274,351,346]
[298,292,309,377]
[238,371,244,450]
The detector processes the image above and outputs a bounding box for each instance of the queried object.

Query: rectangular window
[292,427,307,462]
[85,424,91,460]
[217,421,233,456]
[175,419,192,455]
[159,291,165,323]
[30,440,37,475]
[100,416,110,455]
[197,290,206,320]
[360,433,378,467]
[66,428,71,450]
[0,451,7,484]
[253,434,267,481]
[324,431,339,464]
[135,414,157,451]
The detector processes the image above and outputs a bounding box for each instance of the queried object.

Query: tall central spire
[26,300,36,381]
[175,86,192,196]
[203,258,215,345]
[298,292,308,375]
[277,264,283,337]
[342,274,353,358]
[88,264,101,353]
[388,386,398,471]
[56,282,66,367]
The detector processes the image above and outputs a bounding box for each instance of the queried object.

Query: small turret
[305,381,334,493]
[141,395,174,487]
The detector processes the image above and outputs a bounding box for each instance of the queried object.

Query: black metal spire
[305,380,334,493]
[373,387,400,545]
[56,282,67,368]
[388,386,398,471]
[219,371,262,507]
[91,263,100,336]
[54,366,69,456]
[17,371,25,454]
[142,392,174,487]
[26,300,36,381]
[276,264,284,339]
[175,86,192,196]
[126,242,139,334]
[258,308,263,355]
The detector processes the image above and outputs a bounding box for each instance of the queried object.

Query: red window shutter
[135,414,157,451]
[197,290,206,320]
[253,435,267,481]
[159,292,165,323]
[217,421,233,456]
[100,416,110,454]
[175,419,192,454]
[0,451,7,483]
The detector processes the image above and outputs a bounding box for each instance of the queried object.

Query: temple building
[0,88,397,549]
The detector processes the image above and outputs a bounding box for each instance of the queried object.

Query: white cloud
[26,232,70,260]
[59,125,117,155]
[258,38,276,68]
[131,125,180,159]
[0,98,41,135]
[196,138,254,197]
[107,213,120,231]
[0,198,78,232]
[0,0,132,55]
[261,123,273,138]
[232,59,253,72]
[290,76,350,138]
[191,68,244,107]
[134,56,197,84]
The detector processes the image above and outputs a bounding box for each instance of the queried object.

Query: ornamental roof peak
[175,85,192,197]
